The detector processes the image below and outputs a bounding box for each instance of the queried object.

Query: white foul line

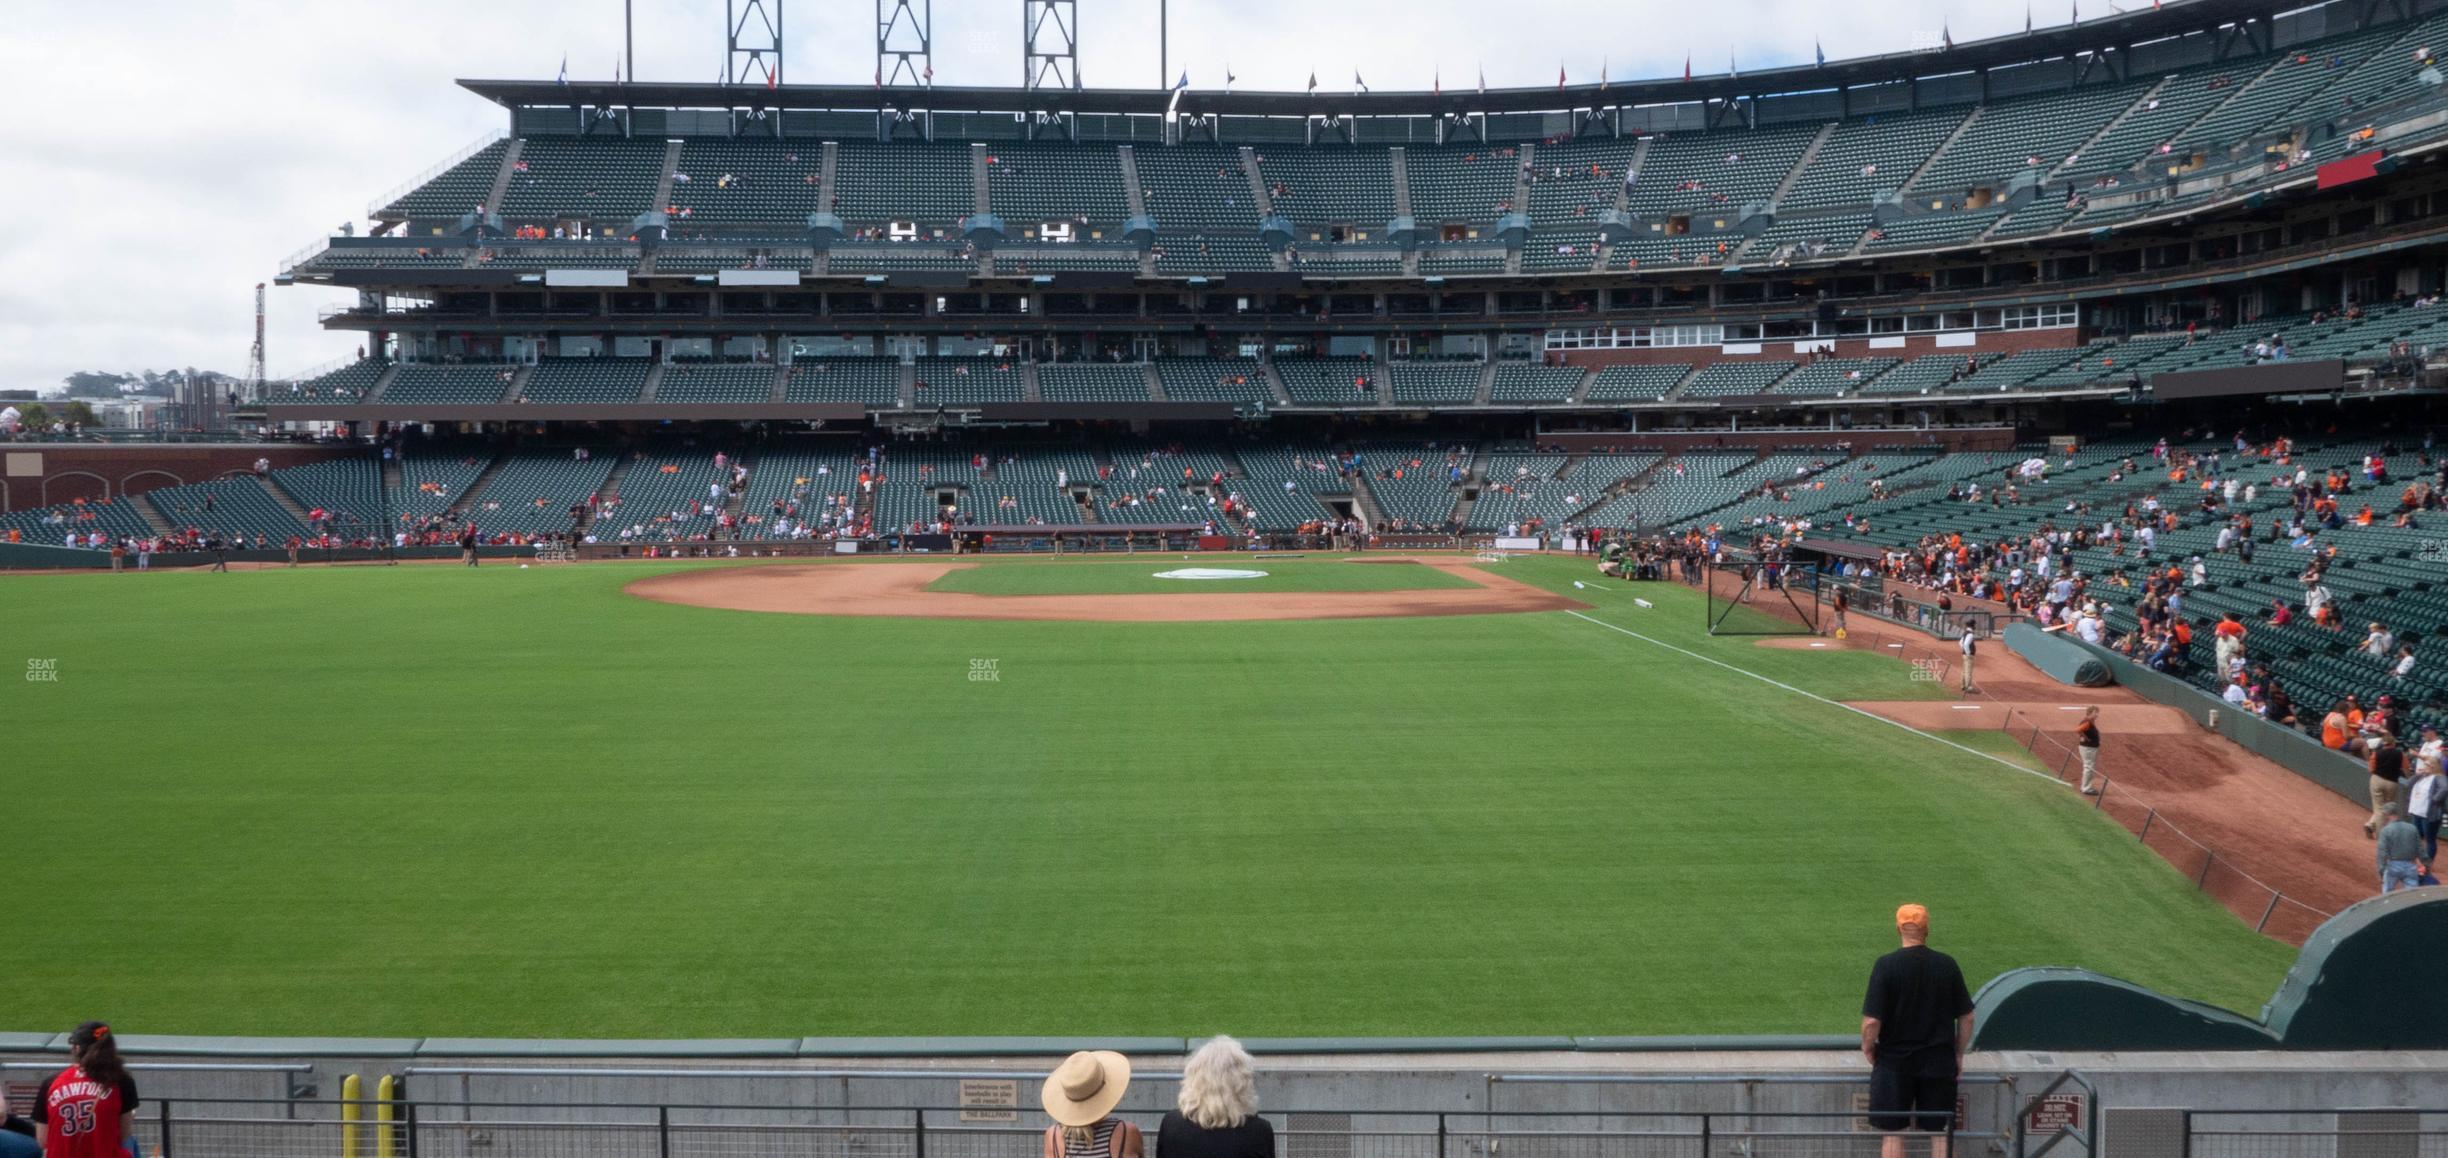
[1561,610,2061,785]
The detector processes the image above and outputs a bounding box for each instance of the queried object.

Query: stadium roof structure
[462,0,2304,117]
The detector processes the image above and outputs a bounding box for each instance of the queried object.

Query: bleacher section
[270,359,390,405]
[665,140,827,225]
[1154,359,1272,405]
[1584,364,1693,402]
[498,137,667,222]
[459,450,615,535]
[1038,363,1152,403]
[144,477,307,541]
[520,358,651,404]
[1277,358,1379,405]
[1256,149,1399,233]
[1488,363,1586,404]
[1677,360,1799,398]
[783,359,903,405]
[1349,440,1470,528]
[910,359,1025,405]
[0,496,157,547]
[985,147,1132,234]
[393,448,491,523]
[592,449,728,541]
[1231,443,1348,531]
[1777,357,1898,396]
[658,364,780,404]
[270,459,387,530]
[381,139,509,220]
[1405,147,1519,224]
[1913,81,2149,193]
[830,142,976,232]
[1386,361,1482,405]
[380,365,517,406]
[1780,111,1963,212]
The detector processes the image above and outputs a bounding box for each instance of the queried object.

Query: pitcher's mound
[627,558,1589,622]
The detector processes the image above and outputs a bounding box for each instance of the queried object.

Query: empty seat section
[1777,357,1898,396]
[1385,361,1481,404]
[498,137,667,223]
[911,358,1025,404]
[1780,111,1963,212]
[1585,364,1693,402]
[1155,359,1271,404]
[1914,81,2147,192]
[461,450,616,536]
[381,365,516,405]
[831,142,976,234]
[783,359,902,404]
[1488,363,1585,404]
[1275,358,1378,404]
[658,364,779,404]
[1038,363,1152,402]
[521,358,651,404]
[1678,360,1798,398]
[144,477,308,542]
[270,358,390,404]
[271,459,387,531]
[381,139,511,221]
[665,139,828,224]
[985,145,1132,234]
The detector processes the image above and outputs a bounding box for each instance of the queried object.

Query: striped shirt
[1064,1120,1120,1158]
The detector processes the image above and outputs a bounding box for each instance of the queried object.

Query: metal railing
[2184,1110,2448,1158]
[366,130,509,220]
[101,1099,2014,1158]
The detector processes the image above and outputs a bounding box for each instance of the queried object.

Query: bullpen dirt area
[625,556,1588,623]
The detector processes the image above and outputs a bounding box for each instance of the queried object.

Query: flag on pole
[1600,57,1609,90]
[1942,23,1954,50]
[767,67,778,90]
[1174,70,1190,91]
[557,54,569,85]
[1355,69,1368,93]
[1306,71,1318,93]
[1730,50,1739,78]
[1433,68,1441,97]
[2026,3,2034,32]
[1477,64,1486,94]
[1225,65,1236,94]
[1557,62,1567,89]
[1814,40,1825,68]
[1683,53,1692,82]
[923,61,933,84]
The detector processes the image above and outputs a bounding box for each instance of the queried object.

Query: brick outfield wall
[0,445,354,513]
[1555,327,2084,370]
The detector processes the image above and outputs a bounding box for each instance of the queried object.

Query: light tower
[246,282,267,408]
[1023,1,1078,90]
[727,0,784,87]
[878,0,932,87]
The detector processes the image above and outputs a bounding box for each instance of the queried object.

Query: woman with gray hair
[1158,1036,1273,1158]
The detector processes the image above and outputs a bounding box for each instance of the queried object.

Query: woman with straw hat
[1041,1051,1143,1158]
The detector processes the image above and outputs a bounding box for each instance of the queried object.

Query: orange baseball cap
[1895,904,1930,929]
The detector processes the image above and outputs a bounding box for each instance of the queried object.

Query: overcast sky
[0,0,2067,394]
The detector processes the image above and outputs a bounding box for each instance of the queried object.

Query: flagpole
[624,0,634,86]
[1160,0,1168,92]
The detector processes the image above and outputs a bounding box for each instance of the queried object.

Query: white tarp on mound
[1152,568,1270,581]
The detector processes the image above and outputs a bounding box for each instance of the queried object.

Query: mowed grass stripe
[0,558,2294,1037]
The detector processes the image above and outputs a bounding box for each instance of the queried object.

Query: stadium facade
[262,0,2448,426]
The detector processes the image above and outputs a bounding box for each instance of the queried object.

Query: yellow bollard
[374,1076,398,1158]
[340,1075,362,1158]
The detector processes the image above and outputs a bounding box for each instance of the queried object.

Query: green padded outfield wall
[1973,891,2448,1050]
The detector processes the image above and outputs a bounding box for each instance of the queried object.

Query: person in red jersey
[34,1023,137,1158]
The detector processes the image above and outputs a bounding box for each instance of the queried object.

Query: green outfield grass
[0,554,2296,1038]
[925,557,1478,595]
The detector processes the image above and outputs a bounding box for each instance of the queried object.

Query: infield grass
[924,557,1478,595]
[0,553,2297,1037]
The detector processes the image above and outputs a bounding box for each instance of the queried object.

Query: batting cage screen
[1705,560,1822,636]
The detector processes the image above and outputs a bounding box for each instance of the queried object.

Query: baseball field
[0,553,2296,1038]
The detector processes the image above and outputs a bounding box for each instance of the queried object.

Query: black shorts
[1868,1062,1956,1133]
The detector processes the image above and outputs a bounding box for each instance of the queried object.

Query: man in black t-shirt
[1861,904,1975,1158]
